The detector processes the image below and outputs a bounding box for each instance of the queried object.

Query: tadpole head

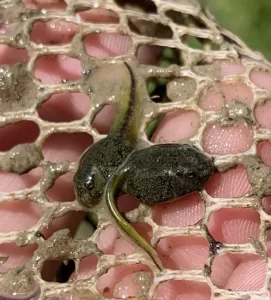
[174,145,216,192]
[189,153,214,184]
[73,165,105,208]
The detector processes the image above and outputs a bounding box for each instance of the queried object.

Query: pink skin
[1,3,271,299]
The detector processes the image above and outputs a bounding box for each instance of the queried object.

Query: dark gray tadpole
[122,143,215,205]
[74,62,215,271]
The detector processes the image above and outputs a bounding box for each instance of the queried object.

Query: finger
[224,254,266,291]
[38,93,90,123]
[31,20,79,45]
[0,244,38,273]
[156,236,209,270]
[151,110,200,143]
[154,280,211,300]
[96,225,134,256]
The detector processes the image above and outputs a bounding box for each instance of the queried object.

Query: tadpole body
[122,143,215,205]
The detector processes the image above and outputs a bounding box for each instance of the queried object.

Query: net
[0,0,271,299]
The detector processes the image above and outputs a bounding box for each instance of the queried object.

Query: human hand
[0,1,270,299]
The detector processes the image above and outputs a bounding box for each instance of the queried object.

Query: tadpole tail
[105,172,163,272]
[109,62,144,144]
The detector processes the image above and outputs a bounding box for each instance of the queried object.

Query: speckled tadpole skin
[74,62,215,270]
[122,143,215,205]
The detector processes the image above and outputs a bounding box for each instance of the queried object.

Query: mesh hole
[84,33,132,58]
[38,93,90,122]
[96,264,153,298]
[208,208,260,244]
[138,46,181,67]
[45,172,75,202]
[31,21,79,45]
[41,211,85,239]
[257,140,271,167]
[211,253,266,291]
[154,280,211,300]
[35,55,83,84]
[98,223,153,256]
[153,192,205,227]
[222,33,241,48]
[250,69,271,93]
[74,255,98,280]
[157,236,209,270]
[114,0,157,14]
[254,99,271,130]
[55,260,75,283]
[205,164,251,198]
[97,225,134,255]
[0,45,28,66]
[41,259,75,282]
[182,34,220,51]
[117,194,140,213]
[92,104,116,135]
[166,10,209,29]
[0,121,39,152]
[182,34,204,50]
[128,18,173,39]
[150,109,200,143]
[0,200,42,233]
[77,9,120,24]
[146,114,165,140]
[42,132,93,163]
[165,10,189,26]
[199,81,254,111]
[137,45,163,66]
[0,243,38,273]
[148,79,170,104]
[0,22,8,36]
[0,167,42,193]
[219,59,246,77]
[262,196,271,215]
[202,121,254,155]
[22,0,67,10]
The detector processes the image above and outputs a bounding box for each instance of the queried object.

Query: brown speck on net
[0,0,271,299]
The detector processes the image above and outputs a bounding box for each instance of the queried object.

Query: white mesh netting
[1,0,271,299]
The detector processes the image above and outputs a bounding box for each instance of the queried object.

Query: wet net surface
[1,0,271,299]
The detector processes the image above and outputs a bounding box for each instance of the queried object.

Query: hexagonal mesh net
[1,0,271,299]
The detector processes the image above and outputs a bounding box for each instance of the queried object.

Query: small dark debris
[128,18,173,39]
[203,263,211,276]
[35,231,46,240]
[103,286,110,294]
[203,224,223,255]
[166,10,208,29]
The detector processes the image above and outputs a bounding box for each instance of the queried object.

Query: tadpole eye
[186,171,196,179]
[176,169,196,179]
[85,175,94,190]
